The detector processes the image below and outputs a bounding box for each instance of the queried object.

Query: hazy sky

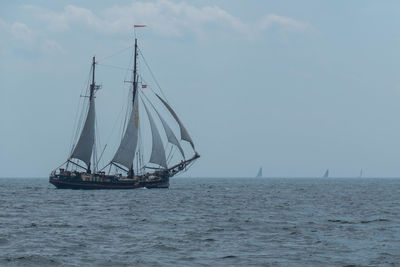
[1,0,400,178]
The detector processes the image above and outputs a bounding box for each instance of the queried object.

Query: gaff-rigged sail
[143,101,167,168]
[111,90,140,169]
[70,99,96,168]
[156,94,195,150]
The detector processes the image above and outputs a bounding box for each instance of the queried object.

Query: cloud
[43,39,66,54]
[259,14,309,32]
[0,19,34,42]
[10,22,34,41]
[0,18,64,55]
[23,0,309,40]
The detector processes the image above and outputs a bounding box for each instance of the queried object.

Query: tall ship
[50,31,199,189]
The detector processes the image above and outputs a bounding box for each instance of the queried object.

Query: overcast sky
[1,0,400,178]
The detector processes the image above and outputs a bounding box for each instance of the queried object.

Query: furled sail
[112,91,140,169]
[156,94,195,149]
[143,102,167,168]
[152,105,185,158]
[70,99,96,168]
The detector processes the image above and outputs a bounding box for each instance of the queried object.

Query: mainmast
[133,39,138,104]
[103,29,200,177]
[128,38,138,177]
[110,38,140,175]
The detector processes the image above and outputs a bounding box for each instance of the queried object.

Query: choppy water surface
[0,178,399,266]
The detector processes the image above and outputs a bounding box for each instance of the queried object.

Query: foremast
[68,56,97,173]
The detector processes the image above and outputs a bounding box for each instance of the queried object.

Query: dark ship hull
[49,173,169,190]
[49,154,199,190]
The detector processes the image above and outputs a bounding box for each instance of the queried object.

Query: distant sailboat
[256,167,262,178]
[359,169,363,178]
[323,169,329,178]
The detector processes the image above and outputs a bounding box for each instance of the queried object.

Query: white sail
[70,99,95,168]
[256,167,262,178]
[112,91,140,169]
[156,94,195,149]
[153,106,185,158]
[143,102,167,168]
[323,169,329,178]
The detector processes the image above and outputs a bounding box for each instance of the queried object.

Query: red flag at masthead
[134,25,146,28]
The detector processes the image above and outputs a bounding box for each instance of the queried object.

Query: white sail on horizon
[70,99,96,168]
[256,167,262,178]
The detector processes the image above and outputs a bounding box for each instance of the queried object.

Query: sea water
[0,177,399,266]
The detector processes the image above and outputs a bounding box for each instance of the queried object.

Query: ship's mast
[90,56,96,101]
[68,56,97,173]
[133,39,138,104]
[128,39,138,177]
[87,56,96,173]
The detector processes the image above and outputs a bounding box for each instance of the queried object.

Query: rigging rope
[94,114,102,172]
[166,145,175,164]
[97,45,133,62]
[97,63,133,72]
[69,65,92,157]
[138,48,170,104]
[140,93,184,168]
[97,46,135,170]
[120,48,135,141]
